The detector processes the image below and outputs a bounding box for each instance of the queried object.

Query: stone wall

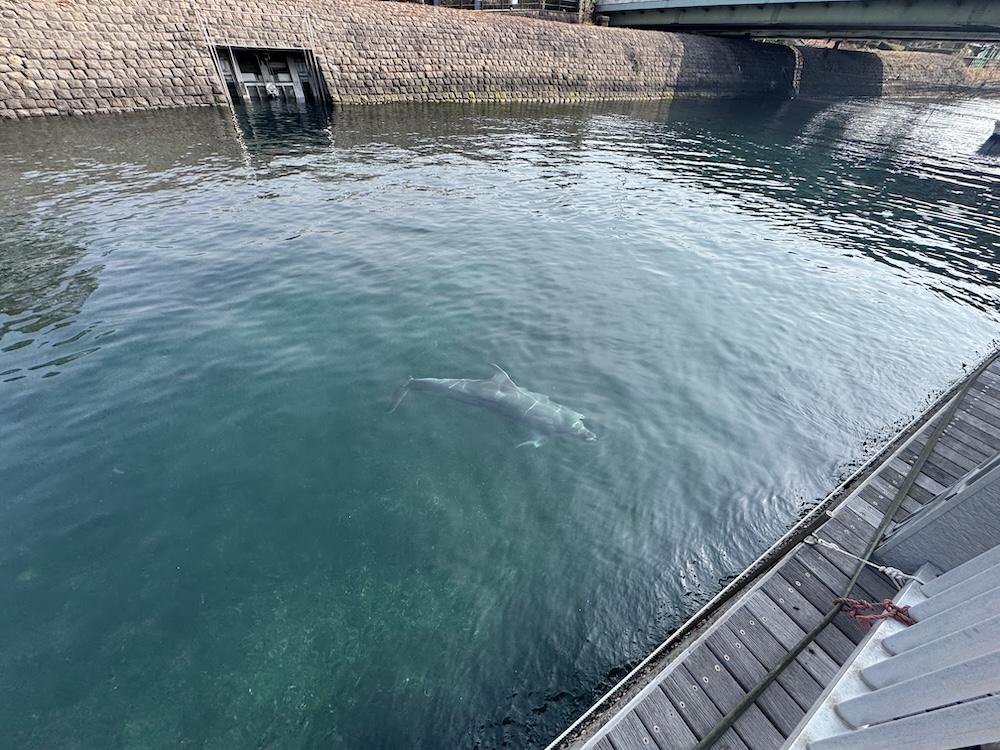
[795,46,997,98]
[1,0,998,120]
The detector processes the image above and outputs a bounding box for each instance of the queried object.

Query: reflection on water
[0,108,246,379]
[232,101,335,160]
[232,98,1000,313]
[0,97,999,750]
[0,221,98,372]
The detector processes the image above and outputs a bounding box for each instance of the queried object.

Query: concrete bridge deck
[548,351,1000,750]
[595,0,1000,41]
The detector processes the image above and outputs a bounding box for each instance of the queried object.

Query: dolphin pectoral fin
[516,436,546,449]
[388,380,412,413]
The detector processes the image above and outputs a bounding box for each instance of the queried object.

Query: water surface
[2,96,999,749]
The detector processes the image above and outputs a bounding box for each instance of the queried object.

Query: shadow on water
[0,107,246,380]
[0,107,243,189]
[978,133,1000,156]
[0,222,98,370]
[232,96,814,157]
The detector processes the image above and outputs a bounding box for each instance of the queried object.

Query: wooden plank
[904,422,936,453]
[782,553,845,606]
[933,432,990,468]
[803,533,897,602]
[923,458,963,490]
[795,545,853,593]
[807,534,861,578]
[972,376,1000,409]
[593,735,616,750]
[780,555,868,644]
[819,514,871,558]
[945,425,1000,466]
[760,574,857,664]
[682,643,785,750]
[961,385,1000,416]
[976,367,1000,383]
[634,682,698,750]
[798,535,897,604]
[966,382,1000,418]
[843,494,883,530]
[829,507,905,597]
[886,457,948,500]
[897,445,964,489]
[950,409,1000,451]
[945,432,997,466]
[742,591,839,685]
[876,463,937,505]
[857,484,892,514]
[920,432,978,469]
[967,394,1000,424]
[865,473,908,504]
[938,427,994,464]
[658,666,751,750]
[928,442,981,474]
[607,710,657,750]
[703,629,804,737]
[965,401,1000,432]
[852,567,897,604]
[720,612,823,712]
[975,361,1000,380]
[835,506,878,539]
[968,384,1000,410]
[866,475,924,517]
[953,408,1000,445]
[976,380,1000,402]
[889,452,950,490]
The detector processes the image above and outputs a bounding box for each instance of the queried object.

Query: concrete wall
[1,0,998,119]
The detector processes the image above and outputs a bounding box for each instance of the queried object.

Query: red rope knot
[834,597,917,628]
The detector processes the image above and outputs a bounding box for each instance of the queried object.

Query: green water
[1,97,999,749]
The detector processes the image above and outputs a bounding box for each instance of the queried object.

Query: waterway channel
[2,96,999,749]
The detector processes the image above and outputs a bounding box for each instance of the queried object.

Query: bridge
[593,0,1000,41]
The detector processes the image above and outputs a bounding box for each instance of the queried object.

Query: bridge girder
[595,0,1000,41]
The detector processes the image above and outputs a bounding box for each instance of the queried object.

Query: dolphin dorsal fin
[489,363,518,390]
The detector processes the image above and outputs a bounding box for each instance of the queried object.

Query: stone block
[4,0,998,118]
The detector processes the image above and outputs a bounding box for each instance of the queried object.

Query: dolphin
[389,364,597,448]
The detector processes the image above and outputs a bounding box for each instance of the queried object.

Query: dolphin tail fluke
[388,379,412,413]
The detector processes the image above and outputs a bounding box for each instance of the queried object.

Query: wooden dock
[548,352,1000,750]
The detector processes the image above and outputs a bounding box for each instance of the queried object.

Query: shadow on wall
[675,36,798,99]
[671,40,886,101]
[796,47,885,98]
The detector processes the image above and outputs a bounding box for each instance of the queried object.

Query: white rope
[805,535,920,587]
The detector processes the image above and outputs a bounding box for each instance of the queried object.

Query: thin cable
[805,535,919,587]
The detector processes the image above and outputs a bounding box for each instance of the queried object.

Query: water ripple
[1,98,999,750]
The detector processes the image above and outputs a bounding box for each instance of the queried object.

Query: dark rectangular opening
[214,47,326,105]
